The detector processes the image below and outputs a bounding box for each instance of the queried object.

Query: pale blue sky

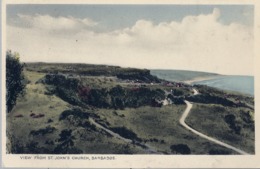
[7,5,254,31]
[6,4,254,75]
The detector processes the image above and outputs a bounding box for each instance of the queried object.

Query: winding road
[180,89,250,155]
[89,88,249,155]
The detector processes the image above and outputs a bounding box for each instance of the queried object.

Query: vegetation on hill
[192,85,254,109]
[39,73,165,109]
[6,61,254,154]
[6,51,25,112]
[186,103,254,153]
[26,62,161,83]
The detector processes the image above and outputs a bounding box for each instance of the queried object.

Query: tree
[170,144,191,154]
[6,50,25,112]
[54,129,76,154]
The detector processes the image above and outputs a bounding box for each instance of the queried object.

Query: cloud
[10,14,97,32]
[7,8,254,75]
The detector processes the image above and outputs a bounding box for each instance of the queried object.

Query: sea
[192,76,254,96]
[150,70,254,96]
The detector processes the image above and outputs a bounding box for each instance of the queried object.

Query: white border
[1,0,260,168]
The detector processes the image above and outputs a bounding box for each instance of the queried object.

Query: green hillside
[6,63,254,154]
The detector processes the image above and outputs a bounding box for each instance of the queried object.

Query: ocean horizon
[192,75,254,96]
[151,70,254,96]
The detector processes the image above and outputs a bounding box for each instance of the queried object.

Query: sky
[6,5,254,75]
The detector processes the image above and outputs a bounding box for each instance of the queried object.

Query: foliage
[224,114,241,135]
[30,126,56,136]
[59,108,90,121]
[167,94,185,104]
[209,149,232,155]
[116,69,160,83]
[6,50,25,112]
[170,144,191,154]
[186,93,236,107]
[41,73,165,109]
[56,86,82,106]
[26,62,161,83]
[54,129,76,154]
[110,127,141,141]
[44,74,80,89]
[86,88,110,108]
[194,84,254,106]
[172,89,184,96]
[42,74,83,106]
[79,86,165,109]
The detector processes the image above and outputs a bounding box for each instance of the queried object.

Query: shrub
[110,127,141,141]
[6,51,25,112]
[43,74,79,89]
[209,149,231,155]
[172,89,184,96]
[170,144,191,154]
[87,89,110,108]
[224,114,241,135]
[56,86,82,106]
[116,69,160,83]
[40,74,82,106]
[30,126,56,136]
[82,121,97,131]
[59,109,90,121]
[167,94,185,104]
[186,94,236,107]
[54,129,76,154]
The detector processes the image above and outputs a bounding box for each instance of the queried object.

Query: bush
[54,129,76,154]
[56,86,82,106]
[43,74,79,89]
[78,85,165,109]
[42,73,165,109]
[110,127,141,141]
[186,94,236,107]
[87,89,110,108]
[170,144,191,154]
[6,51,25,112]
[116,69,160,83]
[209,149,232,155]
[224,114,241,135]
[172,89,184,96]
[30,126,56,136]
[59,109,90,121]
[167,94,185,104]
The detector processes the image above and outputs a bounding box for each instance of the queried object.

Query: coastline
[183,75,223,84]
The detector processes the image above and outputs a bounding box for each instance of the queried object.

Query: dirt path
[89,118,160,154]
[180,89,250,155]
[192,88,199,95]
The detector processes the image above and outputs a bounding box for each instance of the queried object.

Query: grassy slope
[7,63,254,154]
[96,106,237,154]
[7,70,144,154]
[185,103,254,154]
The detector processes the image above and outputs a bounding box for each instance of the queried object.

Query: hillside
[7,63,254,154]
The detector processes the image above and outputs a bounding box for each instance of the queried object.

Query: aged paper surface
[1,0,260,168]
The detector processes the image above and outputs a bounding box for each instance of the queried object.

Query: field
[186,103,254,153]
[6,63,254,154]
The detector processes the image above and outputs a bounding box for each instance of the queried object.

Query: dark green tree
[6,50,25,112]
[170,144,191,154]
[54,129,76,154]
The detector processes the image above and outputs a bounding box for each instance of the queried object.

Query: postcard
[1,0,260,168]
